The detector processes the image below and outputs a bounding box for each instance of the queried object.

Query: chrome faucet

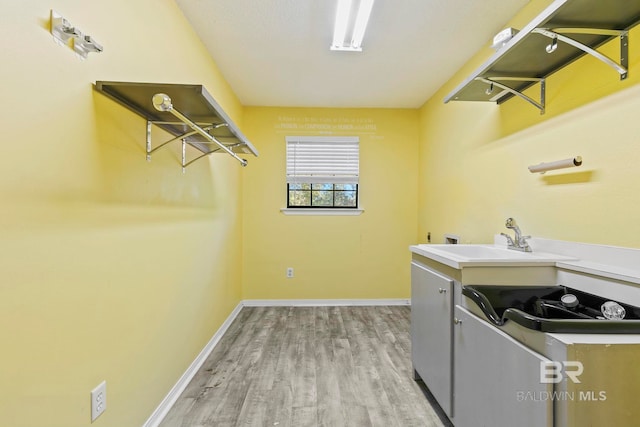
[500,217,532,252]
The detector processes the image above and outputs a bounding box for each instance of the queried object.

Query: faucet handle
[519,235,533,252]
[500,232,515,245]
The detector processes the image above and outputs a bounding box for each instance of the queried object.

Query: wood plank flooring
[159,306,447,427]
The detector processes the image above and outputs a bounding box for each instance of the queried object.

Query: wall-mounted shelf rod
[152,93,247,167]
[528,156,582,174]
[150,121,227,126]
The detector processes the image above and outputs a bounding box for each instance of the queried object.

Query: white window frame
[282,136,363,215]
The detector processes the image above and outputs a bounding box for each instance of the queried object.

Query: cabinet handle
[453,317,463,325]
[438,288,447,294]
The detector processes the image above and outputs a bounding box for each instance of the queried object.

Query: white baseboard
[143,298,409,426]
[242,298,410,307]
[142,302,243,427]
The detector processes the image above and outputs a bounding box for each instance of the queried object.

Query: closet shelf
[444,0,640,114]
[94,81,258,168]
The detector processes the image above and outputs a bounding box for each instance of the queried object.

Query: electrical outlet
[286,267,294,278]
[91,381,107,422]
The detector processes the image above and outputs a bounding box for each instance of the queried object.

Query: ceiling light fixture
[331,0,375,52]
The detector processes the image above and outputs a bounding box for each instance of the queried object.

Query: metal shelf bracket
[152,93,247,167]
[180,140,243,172]
[533,28,629,80]
[145,121,228,163]
[475,76,546,114]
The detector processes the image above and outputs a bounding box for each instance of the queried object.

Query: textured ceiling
[175,0,530,108]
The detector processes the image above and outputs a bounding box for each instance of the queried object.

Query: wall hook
[50,10,103,59]
[546,36,558,53]
[485,82,494,95]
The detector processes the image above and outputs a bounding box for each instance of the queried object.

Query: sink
[428,245,537,259]
[463,285,640,333]
[410,244,575,268]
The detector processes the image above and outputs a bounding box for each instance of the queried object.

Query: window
[286,136,359,209]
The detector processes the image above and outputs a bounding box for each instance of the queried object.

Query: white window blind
[286,136,359,184]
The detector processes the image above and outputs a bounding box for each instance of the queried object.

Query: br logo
[540,361,584,384]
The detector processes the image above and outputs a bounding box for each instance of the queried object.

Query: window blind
[286,136,359,184]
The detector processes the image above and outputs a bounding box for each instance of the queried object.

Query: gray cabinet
[410,261,454,416]
[452,306,553,427]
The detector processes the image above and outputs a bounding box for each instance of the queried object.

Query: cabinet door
[453,306,553,427]
[411,261,453,416]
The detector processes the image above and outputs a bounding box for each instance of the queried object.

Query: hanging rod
[152,93,248,167]
[532,28,628,80]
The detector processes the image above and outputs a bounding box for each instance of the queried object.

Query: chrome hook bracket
[485,82,494,95]
[545,36,558,53]
[50,10,103,59]
[50,11,78,45]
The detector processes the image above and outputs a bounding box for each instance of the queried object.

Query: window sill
[280,208,364,216]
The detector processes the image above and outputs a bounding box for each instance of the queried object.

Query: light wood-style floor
[159,306,448,427]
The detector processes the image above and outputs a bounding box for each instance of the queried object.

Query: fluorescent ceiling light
[331,0,375,52]
[351,0,374,49]
[332,0,352,50]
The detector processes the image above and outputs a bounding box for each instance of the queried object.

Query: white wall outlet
[286,267,294,278]
[91,380,107,422]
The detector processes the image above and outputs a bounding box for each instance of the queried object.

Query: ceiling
[175,0,530,109]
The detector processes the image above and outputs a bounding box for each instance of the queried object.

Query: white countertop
[556,260,640,286]
[410,237,640,285]
[530,237,640,286]
[548,332,640,345]
[410,243,575,269]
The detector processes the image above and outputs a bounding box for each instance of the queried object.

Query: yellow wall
[0,1,245,426]
[5,0,640,425]
[242,107,419,300]
[418,0,640,248]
